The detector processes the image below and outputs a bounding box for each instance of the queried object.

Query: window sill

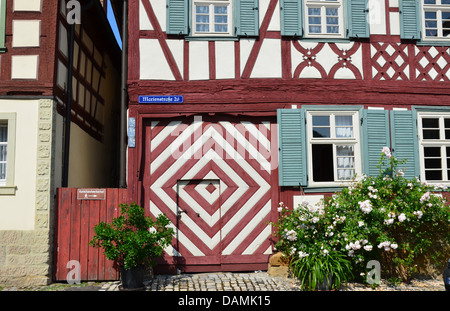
[300,37,350,43]
[416,40,450,46]
[0,186,17,195]
[185,36,239,41]
[303,186,343,193]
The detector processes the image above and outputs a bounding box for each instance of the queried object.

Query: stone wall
[0,99,56,287]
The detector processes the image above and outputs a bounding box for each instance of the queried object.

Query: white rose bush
[272,148,450,290]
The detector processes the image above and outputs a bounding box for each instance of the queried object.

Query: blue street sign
[139,95,184,104]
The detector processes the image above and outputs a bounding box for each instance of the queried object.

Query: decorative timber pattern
[146,116,275,271]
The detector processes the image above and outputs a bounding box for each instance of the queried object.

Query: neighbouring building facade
[125,0,450,274]
[0,0,121,286]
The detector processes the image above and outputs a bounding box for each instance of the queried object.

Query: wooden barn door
[144,115,277,272]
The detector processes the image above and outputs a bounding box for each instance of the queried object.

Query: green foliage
[273,148,450,288]
[290,250,353,291]
[89,203,174,270]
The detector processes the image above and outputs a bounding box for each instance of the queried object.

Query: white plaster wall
[251,39,282,78]
[0,99,39,230]
[140,0,153,31]
[11,55,39,80]
[215,41,235,79]
[150,0,166,31]
[12,20,41,48]
[13,0,42,11]
[189,41,209,80]
[368,0,387,35]
[140,38,175,80]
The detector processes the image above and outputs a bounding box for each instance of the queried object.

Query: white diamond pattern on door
[147,115,275,271]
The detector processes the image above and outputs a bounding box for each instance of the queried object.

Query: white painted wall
[0,99,39,230]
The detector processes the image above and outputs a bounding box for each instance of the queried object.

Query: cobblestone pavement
[0,272,446,291]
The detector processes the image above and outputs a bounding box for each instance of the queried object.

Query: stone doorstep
[268,252,290,279]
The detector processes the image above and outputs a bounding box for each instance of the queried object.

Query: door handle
[177,209,200,219]
[177,209,187,219]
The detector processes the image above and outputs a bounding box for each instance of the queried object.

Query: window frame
[417,111,450,184]
[304,0,346,39]
[192,0,233,37]
[0,113,16,195]
[306,110,362,187]
[421,0,450,42]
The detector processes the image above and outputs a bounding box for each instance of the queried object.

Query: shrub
[89,203,174,270]
[273,148,450,287]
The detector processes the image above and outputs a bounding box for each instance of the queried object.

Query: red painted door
[144,115,277,272]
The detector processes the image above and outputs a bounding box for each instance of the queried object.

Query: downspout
[119,0,128,188]
[62,23,75,188]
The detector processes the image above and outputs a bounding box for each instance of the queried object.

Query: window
[0,122,6,186]
[278,108,419,189]
[0,113,16,194]
[280,0,369,39]
[418,113,450,182]
[307,111,361,186]
[422,0,450,40]
[304,0,344,38]
[166,0,259,38]
[193,0,232,36]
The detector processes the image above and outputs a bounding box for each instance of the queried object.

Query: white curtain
[337,145,354,180]
[335,116,353,138]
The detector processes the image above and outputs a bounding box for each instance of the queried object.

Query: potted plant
[89,203,174,289]
[290,250,353,291]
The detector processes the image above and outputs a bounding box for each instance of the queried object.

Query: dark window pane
[445,118,450,128]
[425,170,442,181]
[423,129,440,139]
[422,118,439,128]
[424,147,441,157]
[312,116,330,126]
[313,127,330,138]
[444,28,450,37]
[425,158,442,169]
[312,144,334,182]
[446,130,450,139]
[447,158,450,168]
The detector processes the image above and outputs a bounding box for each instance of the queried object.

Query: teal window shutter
[236,0,259,36]
[166,0,189,35]
[348,0,370,38]
[363,109,390,177]
[399,0,421,40]
[277,109,307,187]
[0,0,6,52]
[280,0,303,37]
[390,110,419,179]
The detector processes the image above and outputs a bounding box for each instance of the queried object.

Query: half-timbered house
[0,0,121,286]
[123,0,450,273]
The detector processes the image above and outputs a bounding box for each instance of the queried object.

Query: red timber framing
[126,0,450,272]
[0,1,58,95]
[128,0,450,108]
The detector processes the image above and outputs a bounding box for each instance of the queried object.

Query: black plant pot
[316,274,333,291]
[120,265,145,290]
